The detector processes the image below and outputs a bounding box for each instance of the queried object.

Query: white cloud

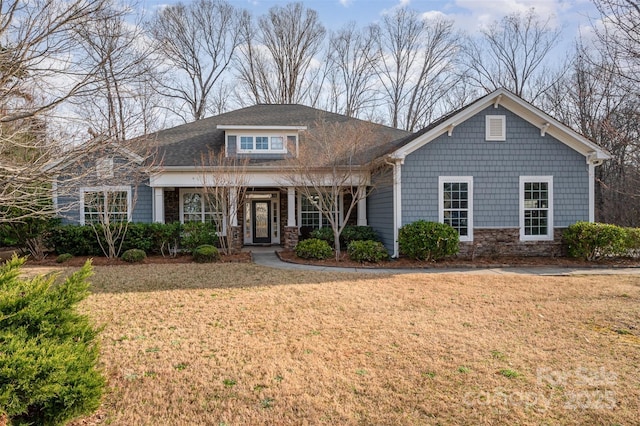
[339,0,353,7]
[411,0,594,34]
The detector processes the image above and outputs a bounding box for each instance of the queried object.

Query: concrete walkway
[248,249,640,276]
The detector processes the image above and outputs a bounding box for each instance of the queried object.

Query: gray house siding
[55,153,152,225]
[401,105,589,230]
[132,183,153,222]
[367,167,394,251]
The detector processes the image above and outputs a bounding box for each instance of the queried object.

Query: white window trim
[519,176,554,241]
[178,188,227,235]
[79,186,132,225]
[438,176,473,242]
[485,115,506,141]
[234,133,291,154]
[297,192,344,230]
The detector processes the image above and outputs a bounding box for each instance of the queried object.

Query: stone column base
[283,226,299,250]
[229,226,243,254]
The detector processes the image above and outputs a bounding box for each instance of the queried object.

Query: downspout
[387,157,404,258]
[587,153,604,223]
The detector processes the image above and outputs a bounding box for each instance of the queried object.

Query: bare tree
[0,0,118,224]
[73,2,160,141]
[283,119,382,260]
[148,0,244,122]
[77,137,157,258]
[235,2,326,104]
[461,8,563,103]
[198,150,249,255]
[377,8,461,131]
[325,24,381,118]
[592,0,639,84]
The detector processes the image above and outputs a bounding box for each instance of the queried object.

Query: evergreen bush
[0,256,104,425]
[347,240,389,263]
[55,253,74,263]
[294,238,333,260]
[121,248,147,263]
[398,220,459,261]
[181,222,219,253]
[192,244,220,263]
[563,222,629,260]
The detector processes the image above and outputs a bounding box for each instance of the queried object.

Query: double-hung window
[180,190,225,234]
[299,193,340,229]
[81,186,131,225]
[438,177,473,241]
[520,176,553,241]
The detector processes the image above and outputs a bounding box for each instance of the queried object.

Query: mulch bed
[277,249,640,269]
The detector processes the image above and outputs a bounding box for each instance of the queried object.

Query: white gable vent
[485,115,506,141]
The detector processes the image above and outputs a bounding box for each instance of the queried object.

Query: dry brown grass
[69,263,640,425]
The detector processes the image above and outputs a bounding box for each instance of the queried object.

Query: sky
[139,0,600,42]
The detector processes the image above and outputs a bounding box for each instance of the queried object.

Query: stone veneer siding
[284,226,299,250]
[457,228,567,258]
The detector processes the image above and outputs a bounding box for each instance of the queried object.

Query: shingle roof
[147,104,410,167]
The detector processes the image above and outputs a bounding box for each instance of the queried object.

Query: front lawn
[71,263,639,425]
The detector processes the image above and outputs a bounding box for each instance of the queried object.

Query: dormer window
[218,125,306,156]
[237,135,289,153]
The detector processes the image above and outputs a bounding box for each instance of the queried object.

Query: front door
[252,200,271,244]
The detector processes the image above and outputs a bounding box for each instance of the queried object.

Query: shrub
[347,240,389,263]
[310,226,379,249]
[310,227,334,246]
[398,220,459,261]
[563,222,629,260]
[181,222,219,253]
[192,244,220,263]
[0,216,60,260]
[56,253,74,263]
[119,223,153,253]
[341,226,379,245]
[0,256,104,425]
[147,222,182,255]
[46,225,102,256]
[121,248,147,263]
[295,238,333,260]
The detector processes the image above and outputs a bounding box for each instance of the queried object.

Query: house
[51,89,610,257]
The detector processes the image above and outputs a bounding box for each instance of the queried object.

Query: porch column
[153,187,164,223]
[287,187,296,226]
[284,187,298,250]
[229,187,238,227]
[357,186,367,226]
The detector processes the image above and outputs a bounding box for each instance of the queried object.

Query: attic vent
[485,115,506,141]
[96,157,114,179]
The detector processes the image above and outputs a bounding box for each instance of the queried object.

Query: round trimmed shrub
[398,220,459,261]
[347,240,389,263]
[121,248,147,263]
[192,244,220,263]
[56,253,74,263]
[294,238,333,260]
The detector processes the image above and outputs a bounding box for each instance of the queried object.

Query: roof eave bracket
[493,94,502,108]
[540,123,550,137]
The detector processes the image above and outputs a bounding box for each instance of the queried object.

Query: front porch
[151,186,367,251]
